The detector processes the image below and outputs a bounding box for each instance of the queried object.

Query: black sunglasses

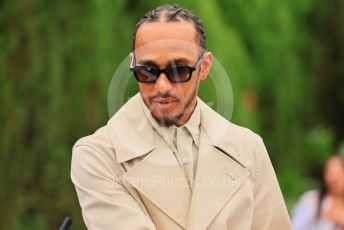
[129,52,204,83]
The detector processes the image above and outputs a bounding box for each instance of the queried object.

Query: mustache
[151,92,179,101]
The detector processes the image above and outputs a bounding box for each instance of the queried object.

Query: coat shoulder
[71,124,128,181]
[227,121,261,144]
[73,124,114,154]
[200,98,262,152]
[72,94,142,154]
[222,121,264,167]
[200,100,265,171]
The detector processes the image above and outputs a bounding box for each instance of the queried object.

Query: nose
[154,72,172,93]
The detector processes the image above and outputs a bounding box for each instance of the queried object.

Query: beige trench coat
[71,93,292,229]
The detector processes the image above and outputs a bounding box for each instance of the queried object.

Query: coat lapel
[186,130,249,230]
[107,94,250,230]
[107,94,191,228]
[185,99,250,230]
[122,134,192,229]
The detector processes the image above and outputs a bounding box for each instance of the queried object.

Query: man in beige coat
[71,5,292,230]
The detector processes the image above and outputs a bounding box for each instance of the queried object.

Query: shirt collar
[140,96,201,150]
[182,100,201,147]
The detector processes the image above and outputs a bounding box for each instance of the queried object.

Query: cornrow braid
[132,5,206,50]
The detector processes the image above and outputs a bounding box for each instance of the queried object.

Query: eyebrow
[138,58,192,66]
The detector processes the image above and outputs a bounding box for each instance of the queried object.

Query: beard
[150,96,194,127]
[151,111,184,127]
[140,71,201,127]
[150,83,199,127]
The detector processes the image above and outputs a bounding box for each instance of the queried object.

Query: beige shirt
[140,98,200,191]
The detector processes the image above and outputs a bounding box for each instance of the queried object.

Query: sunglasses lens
[136,66,159,83]
[167,66,191,83]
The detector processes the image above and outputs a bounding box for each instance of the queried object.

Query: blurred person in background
[292,155,344,229]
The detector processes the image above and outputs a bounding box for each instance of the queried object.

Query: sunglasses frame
[130,51,205,83]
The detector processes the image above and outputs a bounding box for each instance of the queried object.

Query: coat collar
[106,93,249,229]
[106,93,156,163]
[107,93,244,167]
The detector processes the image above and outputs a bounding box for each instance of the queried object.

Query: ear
[200,51,213,80]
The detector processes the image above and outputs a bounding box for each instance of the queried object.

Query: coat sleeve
[250,135,292,229]
[71,144,156,230]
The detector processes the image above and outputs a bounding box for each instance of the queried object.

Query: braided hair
[132,5,206,50]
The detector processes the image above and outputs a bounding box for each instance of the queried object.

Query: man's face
[133,22,212,126]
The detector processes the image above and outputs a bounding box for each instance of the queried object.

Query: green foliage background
[1,0,343,228]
